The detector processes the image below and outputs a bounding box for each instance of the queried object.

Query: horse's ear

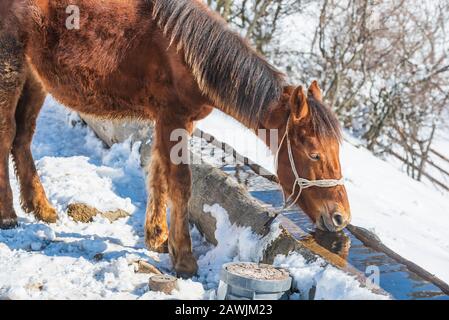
[308,80,323,102]
[290,86,309,124]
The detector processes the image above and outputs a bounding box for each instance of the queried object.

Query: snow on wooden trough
[81,115,390,298]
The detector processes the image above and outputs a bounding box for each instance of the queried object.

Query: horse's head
[264,81,351,232]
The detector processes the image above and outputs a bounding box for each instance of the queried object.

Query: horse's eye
[310,153,321,161]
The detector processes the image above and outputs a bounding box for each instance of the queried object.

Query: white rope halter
[274,116,345,210]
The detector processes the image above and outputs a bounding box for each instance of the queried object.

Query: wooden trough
[80,115,391,298]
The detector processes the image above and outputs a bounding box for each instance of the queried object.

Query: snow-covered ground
[197,110,449,285]
[0,97,385,300]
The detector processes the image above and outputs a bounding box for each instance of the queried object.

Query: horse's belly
[29,56,162,119]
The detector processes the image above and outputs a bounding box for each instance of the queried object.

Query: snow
[274,254,387,300]
[197,110,449,285]
[196,204,263,288]
[37,156,136,214]
[0,97,385,300]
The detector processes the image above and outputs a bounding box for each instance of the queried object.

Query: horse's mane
[151,0,285,128]
[307,97,342,144]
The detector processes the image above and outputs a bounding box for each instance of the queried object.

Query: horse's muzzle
[317,212,349,232]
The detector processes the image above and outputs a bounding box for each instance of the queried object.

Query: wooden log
[189,163,276,245]
[135,260,163,275]
[148,275,178,294]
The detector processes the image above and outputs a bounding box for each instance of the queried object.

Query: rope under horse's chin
[274,116,345,211]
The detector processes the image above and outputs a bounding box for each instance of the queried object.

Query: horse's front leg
[145,133,169,253]
[147,117,197,277]
[167,158,197,278]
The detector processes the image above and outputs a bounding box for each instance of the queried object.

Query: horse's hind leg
[0,37,26,228]
[0,109,17,229]
[11,71,57,223]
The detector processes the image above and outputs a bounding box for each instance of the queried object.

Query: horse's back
[24,0,184,119]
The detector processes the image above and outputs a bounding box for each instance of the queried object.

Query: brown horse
[0,0,351,277]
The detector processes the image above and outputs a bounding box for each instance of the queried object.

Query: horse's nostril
[332,213,344,227]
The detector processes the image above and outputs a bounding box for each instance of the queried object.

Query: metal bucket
[217,262,293,300]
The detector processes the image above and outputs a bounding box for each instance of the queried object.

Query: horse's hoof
[146,239,169,254]
[35,205,58,224]
[176,270,197,280]
[174,254,198,279]
[155,241,169,254]
[0,217,18,230]
[145,228,169,253]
